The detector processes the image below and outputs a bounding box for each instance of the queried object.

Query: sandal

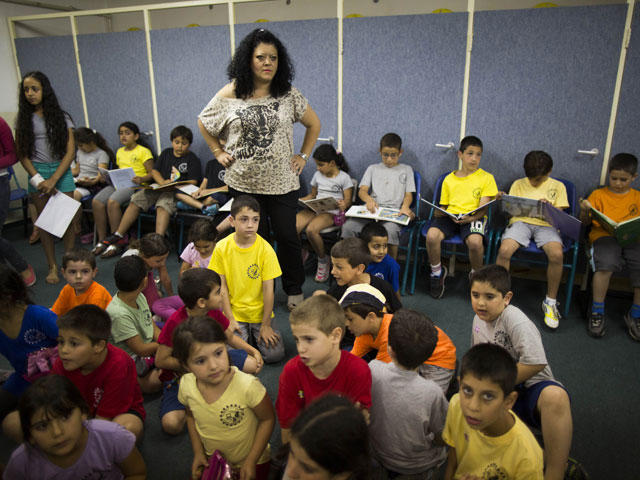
[287,294,304,312]
[29,227,40,244]
[101,244,120,258]
[92,242,106,255]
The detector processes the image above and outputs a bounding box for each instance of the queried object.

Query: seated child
[296,144,353,282]
[275,295,372,444]
[339,284,456,392]
[4,375,146,479]
[100,125,202,257]
[470,265,574,480]
[580,152,640,340]
[426,136,498,299]
[52,305,145,441]
[496,150,569,330]
[361,222,401,296]
[51,248,112,317]
[176,155,229,215]
[173,316,274,480]
[368,308,449,478]
[443,343,543,479]
[178,218,217,278]
[155,268,263,435]
[341,132,415,259]
[106,255,162,394]
[0,265,58,443]
[320,238,402,313]
[208,195,285,363]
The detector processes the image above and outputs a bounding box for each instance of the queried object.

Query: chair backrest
[350,178,358,202]
[412,170,422,217]
[554,178,578,217]
[7,165,23,190]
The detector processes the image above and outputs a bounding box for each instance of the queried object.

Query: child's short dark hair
[178,268,222,309]
[137,232,170,258]
[172,315,228,366]
[170,125,193,144]
[388,309,438,370]
[609,153,638,175]
[346,303,384,320]
[330,238,371,269]
[360,222,388,244]
[19,375,89,443]
[114,255,147,292]
[523,150,553,178]
[62,247,96,269]
[459,135,483,153]
[460,343,517,397]
[290,295,345,335]
[380,132,402,151]
[57,304,111,345]
[0,264,32,307]
[230,194,260,217]
[470,264,511,296]
[188,218,217,244]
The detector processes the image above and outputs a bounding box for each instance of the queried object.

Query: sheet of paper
[177,184,199,195]
[107,167,136,190]
[35,192,81,238]
[219,198,234,212]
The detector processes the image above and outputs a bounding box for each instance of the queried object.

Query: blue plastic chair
[7,166,29,237]
[399,170,421,295]
[490,178,580,319]
[409,172,495,295]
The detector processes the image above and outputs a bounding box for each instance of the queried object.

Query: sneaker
[541,301,561,330]
[564,457,589,480]
[315,258,330,283]
[623,310,640,341]
[429,266,448,299]
[203,204,218,216]
[176,200,197,211]
[587,312,605,338]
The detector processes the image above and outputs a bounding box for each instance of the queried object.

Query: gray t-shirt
[31,112,74,163]
[76,147,109,178]
[107,293,154,357]
[472,304,557,388]
[369,360,448,474]
[360,163,415,208]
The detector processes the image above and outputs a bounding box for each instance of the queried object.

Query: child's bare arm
[516,362,546,385]
[457,196,492,224]
[157,264,174,297]
[579,198,593,225]
[152,323,161,342]
[299,185,318,201]
[225,329,263,373]
[281,428,291,445]
[240,393,275,480]
[444,446,458,480]
[151,169,169,185]
[186,407,208,479]
[259,279,279,347]
[358,185,378,213]
[220,274,240,333]
[124,335,158,357]
[399,192,415,219]
[154,344,183,372]
[118,444,147,480]
[339,186,354,211]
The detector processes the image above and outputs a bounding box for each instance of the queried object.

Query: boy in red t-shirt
[52,304,145,441]
[339,283,457,393]
[154,268,262,435]
[276,295,371,444]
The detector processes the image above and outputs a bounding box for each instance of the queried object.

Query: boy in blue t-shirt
[361,222,400,297]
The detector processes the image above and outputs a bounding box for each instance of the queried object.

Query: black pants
[229,188,304,295]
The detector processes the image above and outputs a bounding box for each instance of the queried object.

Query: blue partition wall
[150,25,230,163]
[342,13,467,198]
[467,5,626,197]
[15,36,84,126]
[235,20,338,190]
[77,31,155,152]
[612,5,640,160]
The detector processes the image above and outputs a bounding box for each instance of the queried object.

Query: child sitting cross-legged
[443,343,544,479]
[361,221,401,297]
[155,268,262,435]
[368,308,449,479]
[276,295,372,445]
[339,284,456,393]
[106,255,162,394]
[51,248,112,317]
[52,305,145,441]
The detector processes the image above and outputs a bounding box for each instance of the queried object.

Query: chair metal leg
[21,198,28,237]
[401,225,414,296]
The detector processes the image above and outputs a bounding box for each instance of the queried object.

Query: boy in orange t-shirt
[51,248,112,316]
[339,283,456,392]
[580,153,640,340]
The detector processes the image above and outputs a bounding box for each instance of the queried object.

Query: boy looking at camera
[361,222,401,296]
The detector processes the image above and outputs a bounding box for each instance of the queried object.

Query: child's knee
[538,385,571,416]
[107,198,120,209]
[260,339,285,364]
[161,410,186,435]
[1,410,22,444]
[114,413,144,441]
[242,355,259,374]
[466,234,484,251]
[426,228,444,245]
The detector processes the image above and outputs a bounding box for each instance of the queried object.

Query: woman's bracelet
[299,153,309,162]
[212,148,221,155]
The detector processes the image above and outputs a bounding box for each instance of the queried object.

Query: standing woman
[15,71,76,284]
[198,28,321,311]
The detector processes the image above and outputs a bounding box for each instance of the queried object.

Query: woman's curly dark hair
[228,28,294,100]
[15,71,70,161]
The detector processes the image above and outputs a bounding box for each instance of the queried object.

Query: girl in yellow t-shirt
[92,121,154,255]
[173,316,274,480]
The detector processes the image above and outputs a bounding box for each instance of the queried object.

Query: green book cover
[590,207,640,246]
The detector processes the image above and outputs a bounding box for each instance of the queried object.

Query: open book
[176,184,228,198]
[345,205,410,226]
[98,167,136,190]
[500,195,582,241]
[298,197,340,214]
[139,180,193,190]
[590,207,640,247]
[421,198,496,221]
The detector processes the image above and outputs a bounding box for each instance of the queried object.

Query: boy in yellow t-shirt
[580,153,640,340]
[496,151,569,330]
[426,136,498,299]
[208,195,285,363]
[443,343,544,480]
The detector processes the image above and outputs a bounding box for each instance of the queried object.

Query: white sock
[430,263,441,277]
[545,296,557,306]
[114,232,123,238]
[318,255,329,264]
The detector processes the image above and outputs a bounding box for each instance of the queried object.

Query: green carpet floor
[0,223,637,479]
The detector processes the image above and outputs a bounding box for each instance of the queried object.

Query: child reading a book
[297,144,353,283]
[341,133,415,259]
[496,151,569,330]
[425,136,497,299]
[580,152,640,340]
